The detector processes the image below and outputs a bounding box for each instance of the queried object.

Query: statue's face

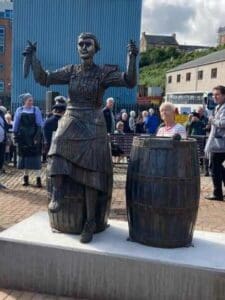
[78,37,96,59]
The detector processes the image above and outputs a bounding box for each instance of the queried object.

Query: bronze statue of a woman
[23,33,138,243]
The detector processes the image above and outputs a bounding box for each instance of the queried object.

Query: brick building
[140,32,178,52]
[140,32,209,53]
[0,17,12,102]
[0,0,12,105]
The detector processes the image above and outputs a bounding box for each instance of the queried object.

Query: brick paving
[0,164,225,232]
[0,288,86,299]
[1,164,225,299]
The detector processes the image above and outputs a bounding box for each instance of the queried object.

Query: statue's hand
[22,41,37,78]
[22,40,37,57]
[127,40,138,57]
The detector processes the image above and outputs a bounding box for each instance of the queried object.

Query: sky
[142,0,225,46]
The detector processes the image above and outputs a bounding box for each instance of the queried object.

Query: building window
[0,80,4,92]
[0,26,5,53]
[211,68,217,78]
[168,75,172,84]
[186,72,191,81]
[5,9,13,19]
[0,64,4,71]
[198,70,203,80]
[177,74,181,82]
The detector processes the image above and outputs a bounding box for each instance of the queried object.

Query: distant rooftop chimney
[172,33,176,39]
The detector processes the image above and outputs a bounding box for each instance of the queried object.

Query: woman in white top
[156,102,187,138]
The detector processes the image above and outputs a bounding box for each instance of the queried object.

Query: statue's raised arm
[125,39,138,88]
[23,41,48,86]
[23,37,139,89]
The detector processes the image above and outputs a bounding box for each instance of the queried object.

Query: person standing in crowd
[103,97,115,133]
[13,93,43,187]
[54,95,67,106]
[187,112,205,136]
[115,121,124,134]
[46,95,67,119]
[0,106,7,173]
[4,112,14,164]
[191,107,210,176]
[112,121,125,163]
[43,102,66,154]
[121,112,131,133]
[156,102,187,138]
[129,110,136,133]
[145,108,160,135]
[142,110,148,122]
[135,112,145,133]
[197,106,208,131]
[205,85,225,201]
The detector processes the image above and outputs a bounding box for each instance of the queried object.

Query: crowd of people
[103,97,161,135]
[1,85,225,202]
[103,97,209,139]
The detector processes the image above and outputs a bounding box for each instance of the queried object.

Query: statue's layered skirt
[47,108,113,192]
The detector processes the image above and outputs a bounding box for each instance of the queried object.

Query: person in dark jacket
[187,112,205,136]
[103,97,115,133]
[135,114,145,133]
[43,103,66,153]
[0,106,7,173]
[121,112,131,133]
[197,106,209,134]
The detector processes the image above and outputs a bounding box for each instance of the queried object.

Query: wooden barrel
[126,136,200,248]
[47,175,112,234]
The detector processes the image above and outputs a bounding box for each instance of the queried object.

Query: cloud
[142,2,194,35]
[142,0,225,46]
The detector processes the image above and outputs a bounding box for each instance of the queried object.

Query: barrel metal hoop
[131,201,199,214]
[128,172,199,182]
[132,136,197,149]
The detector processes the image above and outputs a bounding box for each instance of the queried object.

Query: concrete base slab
[0,212,225,300]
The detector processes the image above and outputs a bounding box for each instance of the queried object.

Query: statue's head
[77,32,100,60]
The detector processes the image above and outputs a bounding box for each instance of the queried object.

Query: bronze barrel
[126,136,200,248]
[47,176,112,234]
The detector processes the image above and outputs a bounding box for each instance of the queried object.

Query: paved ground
[0,164,225,233]
[0,289,86,299]
[1,164,225,299]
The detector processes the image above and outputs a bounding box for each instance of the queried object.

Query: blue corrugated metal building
[12,0,142,110]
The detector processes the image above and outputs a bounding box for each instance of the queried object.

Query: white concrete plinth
[0,212,225,300]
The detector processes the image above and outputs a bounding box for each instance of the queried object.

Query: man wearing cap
[13,93,43,187]
[43,102,66,153]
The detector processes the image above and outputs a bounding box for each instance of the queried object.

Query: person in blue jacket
[13,93,43,187]
[144,108,160,134]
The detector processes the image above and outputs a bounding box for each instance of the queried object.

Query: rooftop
[167,49,225,73]
[179,45,210,51]
[145,34,178,46]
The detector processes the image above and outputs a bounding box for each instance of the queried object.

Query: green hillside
[139,45,225,91]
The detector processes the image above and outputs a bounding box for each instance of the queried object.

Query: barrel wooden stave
[126,137,200,248]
